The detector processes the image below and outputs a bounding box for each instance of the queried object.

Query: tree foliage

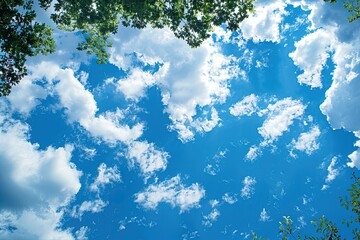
[39,0,255,63]
[252,173,360,240]
[325,0,360,22]
[0,0,55,96]
[0,0,255,96]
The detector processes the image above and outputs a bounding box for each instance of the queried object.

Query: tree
[252,173,360,239]
[324,0,360,22]
[0,0,55,96]
[39,0,255,63]
[0,0,255,96]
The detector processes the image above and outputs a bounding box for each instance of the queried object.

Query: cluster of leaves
[39,0,255,63]
[252,173,360,240]
[0,0,255,95]
[325,0,360,22]
[1,0,359,96]
[0,0,55,96]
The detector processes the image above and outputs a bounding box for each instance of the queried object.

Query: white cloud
[209,199,220,208]
[258,98,306,146]
[202,209,220,227]
[127,141,169,181]
[7,77,48,116]
[289,29,333,88]
[204,164,218,176]
[241,176,256,199]
[289,125,321,157]
[90,163,121,193]
[0,209,75,240]
[245,145,262,161]
[229,94,259,117]
[321,157,341,190]
[116,67,167,101]
[320,44,360,132]
[135,175,205,213]
[24,62,143,145]
[222,193,238,205]
[191,107,221,134]
[203,149,227,175]
[290,1,360,169]
[71,199,108,219]
[239,0,287,43]
[109,26,241,142]
[324,157,340,185]
[259,208,271,222]
[75,226,89,240]
[348,140,360,169]
[0,118,81,239]
[53,67,143,144]
[302,195,312,205]
[118,216,157,231]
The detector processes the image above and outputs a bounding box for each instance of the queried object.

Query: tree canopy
[1,0,359,96]
[0,0,255,96]
[40,0,255,63]
[325,0,360,22]
[252,173,360,239]
[0,0,55,96]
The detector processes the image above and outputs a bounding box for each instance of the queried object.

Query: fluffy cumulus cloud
[289,29,333,88]
[240,176,257,199]
[0,118,82,239]
[239,0,287,43]
[109,26,241,142]
[90,163,121,193]
[135,175,205,213]
[289,1,360,168]
[6,77,48,116]
[0,209,75,240]
[126,141,169,181]
[229,94,259,118]
[289,125,321,157]
[20,62,143,145]
[258,98,306,146]
[115,67,168,102]
[348,140,360,169]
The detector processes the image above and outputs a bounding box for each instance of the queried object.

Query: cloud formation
[127,141,169,181]
[230,94,259,118]
[259,98,306,146]
[289,125,321,157]
[239,0,287,43]
[109,26,241,142]
[135,175,205,213]
[240,176,256,199]
[289,29,333,88]
[0,118,81,239]
[90,163,121,193]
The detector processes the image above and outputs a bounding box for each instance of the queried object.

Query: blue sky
[1,0,360,239]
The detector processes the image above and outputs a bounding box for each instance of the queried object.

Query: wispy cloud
[258,98,306,146]
[259,208,271,222]
[241,176,256,199]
